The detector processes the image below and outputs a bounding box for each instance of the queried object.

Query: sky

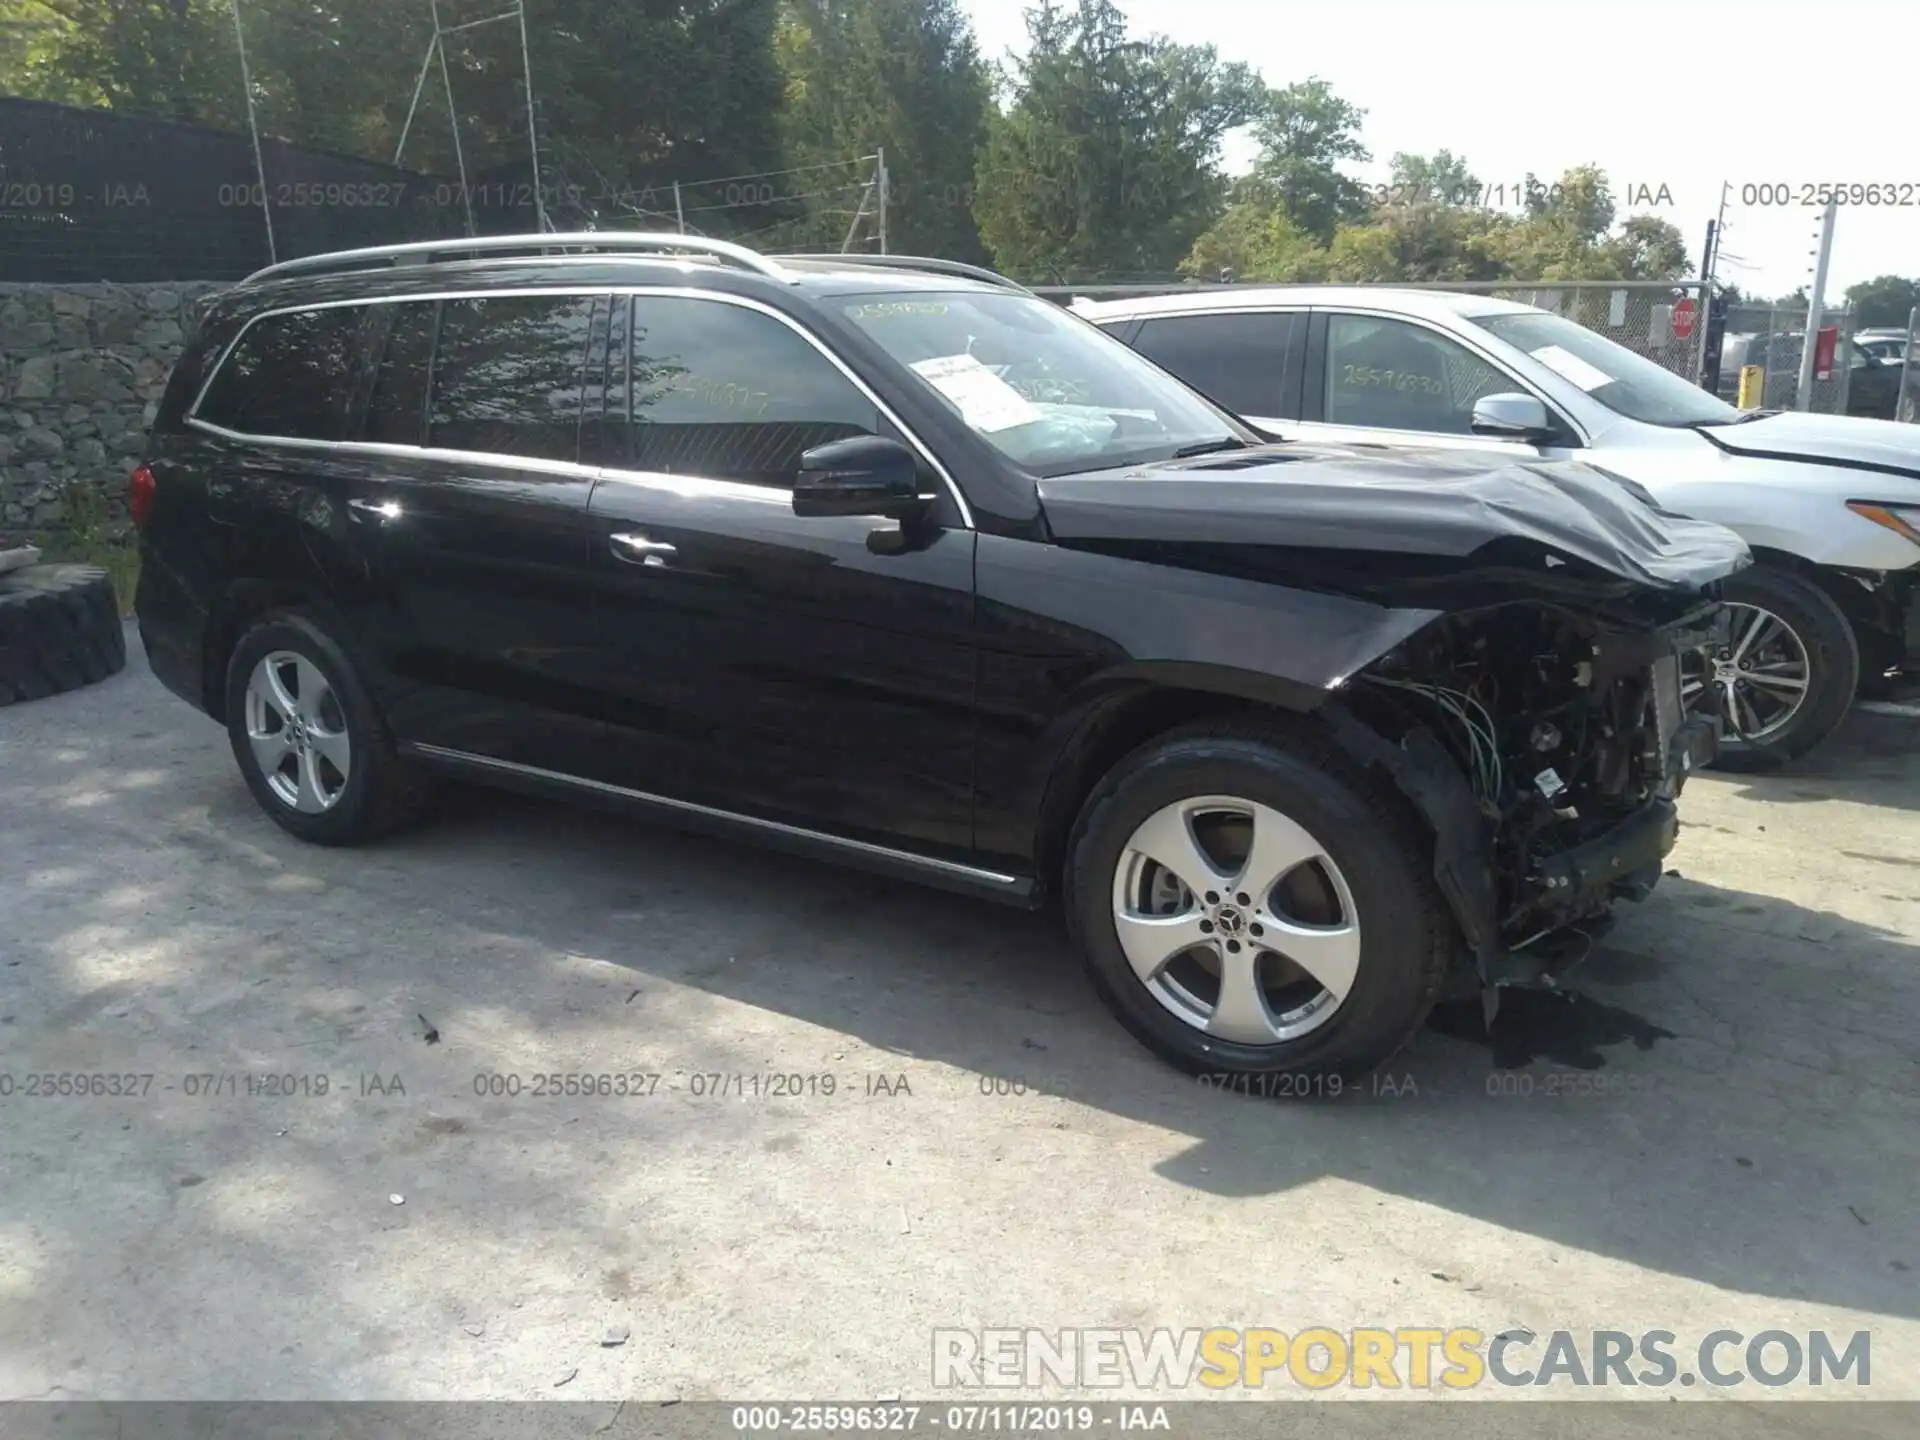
[958,0,1919,304]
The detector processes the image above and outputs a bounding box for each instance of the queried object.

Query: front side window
[196,306,364,440]
[428,295,596,462]
[837,291,1247,476]
[1475,310,1741,427]
[1132,311,1298,418]
[625,296,881,488]
[1324,314,1514,435]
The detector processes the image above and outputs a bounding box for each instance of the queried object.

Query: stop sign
[1672,297,1697,340]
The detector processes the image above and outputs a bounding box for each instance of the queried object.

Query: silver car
[1073,286,1920,767]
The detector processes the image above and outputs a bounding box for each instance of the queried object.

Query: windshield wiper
[1170,437,1252,458]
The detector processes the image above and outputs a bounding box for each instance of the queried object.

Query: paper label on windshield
[1530,344,1614,392]
[911,354,1044,433]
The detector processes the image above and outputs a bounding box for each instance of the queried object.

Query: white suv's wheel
[1066,721,1451,1083]
[1687,566,1858,770]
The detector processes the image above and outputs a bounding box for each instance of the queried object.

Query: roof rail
[772,252,1032,295]
[242,232,796,286]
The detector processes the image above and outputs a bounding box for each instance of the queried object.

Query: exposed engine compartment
[1340,599,1726,987]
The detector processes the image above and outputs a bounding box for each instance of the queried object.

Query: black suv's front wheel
[1065,721,1452,1084]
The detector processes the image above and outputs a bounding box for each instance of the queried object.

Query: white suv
[1074,287,1920,767]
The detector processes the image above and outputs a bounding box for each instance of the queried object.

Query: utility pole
[1795,197,1839,411]
[876,148,888,256]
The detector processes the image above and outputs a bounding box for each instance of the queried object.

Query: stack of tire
[0,549,128,706]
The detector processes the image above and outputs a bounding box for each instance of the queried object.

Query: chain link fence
[1717,302,1862,415]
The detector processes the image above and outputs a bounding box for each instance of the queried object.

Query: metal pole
[230,0,277,264]
[429,0,476,237]
[1900,304,1920,424]
[673,181,685,235]
[840,182,872,252]
[1795,198,1838,411]
[513,0,546,232]
[876,148,888,255]
[393,40,439,165]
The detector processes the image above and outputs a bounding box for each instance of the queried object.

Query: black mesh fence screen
[0,97,539,282]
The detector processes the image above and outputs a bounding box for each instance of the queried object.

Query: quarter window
[1132,312,1298,418]
[196,307,364,440]
[623,296,880,487]
[1324,314,1514,435]
[427,295,596,462]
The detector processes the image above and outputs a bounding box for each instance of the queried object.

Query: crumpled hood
[1695,411,1920,478]
[1038,442,1751,595]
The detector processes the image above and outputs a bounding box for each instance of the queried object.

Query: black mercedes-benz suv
[132,232,1747,1082]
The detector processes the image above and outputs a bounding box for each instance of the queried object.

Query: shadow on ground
[2,648,1916,1398]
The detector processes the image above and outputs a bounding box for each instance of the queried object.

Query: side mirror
[792,435,924,519]
[1471,392,1556,442]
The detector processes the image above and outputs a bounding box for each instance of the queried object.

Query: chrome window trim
[407,743,1024,890]
[186,285,975,529]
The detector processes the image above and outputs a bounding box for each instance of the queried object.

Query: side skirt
[402,743,1041,909]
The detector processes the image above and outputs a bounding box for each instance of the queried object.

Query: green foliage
[776,0,992,259]
[972,0,1261,281]
[1244,77,1370,245]
[1844,274,1920,329]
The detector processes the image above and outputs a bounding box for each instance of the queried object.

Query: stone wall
[0,282,229,536]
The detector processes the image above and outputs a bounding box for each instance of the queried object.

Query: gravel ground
[0,629,1914,1419]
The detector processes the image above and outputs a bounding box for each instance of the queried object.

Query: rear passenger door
[571,291,979,860]
[1126,310,1306,432]
[332,291,605,769]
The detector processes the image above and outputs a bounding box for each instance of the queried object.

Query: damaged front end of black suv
[1040,446,1751,1011]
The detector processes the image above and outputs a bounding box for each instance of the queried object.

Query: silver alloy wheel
[1109,795,1362,1045]
[244,650,352,813]
[1682,603,1812,743]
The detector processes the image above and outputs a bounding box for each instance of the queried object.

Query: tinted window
[196,307,363,440]
[364,301,436,445]
[1132,312,1297,417]
[1324,315,1513,435]
[428,295,596,462]
[625,296,880,487]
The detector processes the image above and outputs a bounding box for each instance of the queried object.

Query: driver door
[1292,311,1573,457]
[567,291,980,860]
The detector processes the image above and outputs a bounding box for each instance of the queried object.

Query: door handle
[347,497,403,523]
[611,532,676,568]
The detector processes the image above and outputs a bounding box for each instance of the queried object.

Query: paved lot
[1,628,1916,1412]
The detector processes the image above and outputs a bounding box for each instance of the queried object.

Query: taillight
[128,463,157,528]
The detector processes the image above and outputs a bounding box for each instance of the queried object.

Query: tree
[775,0,992,259]
[972,0,1261,281]
[1387,149,1478,205]
[1243,77,1369,244]
[1844,274,1920,328]
[0,0,244,125]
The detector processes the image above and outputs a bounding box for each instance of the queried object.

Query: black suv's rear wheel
[223,611,429,845]
[1686,566,1857,771]
[1065,721,1451,1084]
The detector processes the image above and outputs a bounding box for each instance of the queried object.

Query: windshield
[1475,310,1741,427]
[835,290,1247,475]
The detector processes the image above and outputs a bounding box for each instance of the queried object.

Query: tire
[1064,719,1453,1084]
[0,563,128,707]
[223,610,430,845]
[1699,566,1858,772]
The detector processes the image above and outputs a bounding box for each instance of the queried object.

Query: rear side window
[1131,312,1298,418]
[364,301,437,446]
[427,295,597,462]
[623,295,879,487]
[195,307,364,440]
